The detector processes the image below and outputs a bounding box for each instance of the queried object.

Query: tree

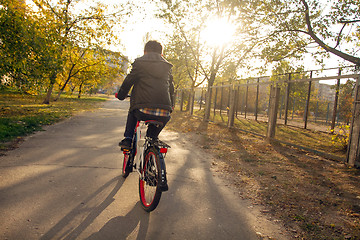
[338,79,356,124]
[0,0,57,93]
[54,47,126,100]
[158,0,262,120]
[31,0,124,103]
[224,0,360,65]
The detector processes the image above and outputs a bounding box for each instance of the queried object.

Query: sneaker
[119,138,132,149]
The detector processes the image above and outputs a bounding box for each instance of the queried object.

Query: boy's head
[144,40,163,54]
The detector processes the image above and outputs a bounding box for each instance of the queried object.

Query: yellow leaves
[330,124,350,150]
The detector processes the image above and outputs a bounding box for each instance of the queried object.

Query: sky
[109,0,351,71]
[103,0,170,61]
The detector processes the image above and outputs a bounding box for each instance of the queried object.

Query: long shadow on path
[86,202,149,240]
[41,176,126,240]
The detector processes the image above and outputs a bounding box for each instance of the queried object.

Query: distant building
[101,49,129,73]
[314,82,335,102]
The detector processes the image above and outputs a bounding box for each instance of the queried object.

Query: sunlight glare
[201,17,236,47]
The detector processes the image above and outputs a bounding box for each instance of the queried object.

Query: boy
[116,40,174,148]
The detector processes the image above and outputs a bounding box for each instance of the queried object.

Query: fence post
[228,85,236,128]
[267,84,281,139]
[292,98,296,120]
[227,86,231,115]
[284,74,291,125]
[255,78,260,121]
[346,76,360,167]
[331,68,341,131]
[304,71,313,129]
[220,83,224,115]
[235,86,239,117]
[213,87,218,118]
[245,80,249,118]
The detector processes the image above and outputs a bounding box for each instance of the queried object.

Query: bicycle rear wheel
[139,147,162,212]
[122,152,131,178]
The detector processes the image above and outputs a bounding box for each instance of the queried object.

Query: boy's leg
[123,110,137,139]
[146,116,170,139]
[134,110,170,139]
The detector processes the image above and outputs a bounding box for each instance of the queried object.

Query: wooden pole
[267,85,281,139]
[331,68,341,131]
[304,71,313,129]
[213,87,218,118]
[346,76,360,167]
[255,78,260,121]
[245,80,249,119]
[228,86,236,128]
[220,83,224,115]
[284,74,291,125]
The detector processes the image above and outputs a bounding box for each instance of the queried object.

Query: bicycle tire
[122,152,131,178]
[139,147,162,212]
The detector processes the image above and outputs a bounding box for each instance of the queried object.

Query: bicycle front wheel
[139,147,162,212]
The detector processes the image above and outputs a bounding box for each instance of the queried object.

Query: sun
[201,17,236,47]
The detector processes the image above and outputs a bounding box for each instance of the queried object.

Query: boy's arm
[117,61,138,100]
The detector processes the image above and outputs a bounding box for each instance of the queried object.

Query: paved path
[0,99,286,240]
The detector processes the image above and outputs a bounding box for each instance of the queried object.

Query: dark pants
[124,109,170,139]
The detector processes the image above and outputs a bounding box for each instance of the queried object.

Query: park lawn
[190,108,346,159]
[0,90,107,149]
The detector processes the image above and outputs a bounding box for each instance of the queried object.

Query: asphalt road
[0,98,286,240]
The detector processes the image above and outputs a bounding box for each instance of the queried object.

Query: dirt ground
[166,111,360,240]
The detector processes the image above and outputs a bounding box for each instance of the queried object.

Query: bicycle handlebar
[115,93,131,99]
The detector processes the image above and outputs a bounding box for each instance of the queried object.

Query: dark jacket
[117,52,175,112]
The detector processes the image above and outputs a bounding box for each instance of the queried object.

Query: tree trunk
[78,83,83,99]
[54,78,71,101]
[204,85,212,121]
[43,73,57,104]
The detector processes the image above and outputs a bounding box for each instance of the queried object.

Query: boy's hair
[144,40,163,54]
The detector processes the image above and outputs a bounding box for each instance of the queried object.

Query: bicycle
[121,120,170,212]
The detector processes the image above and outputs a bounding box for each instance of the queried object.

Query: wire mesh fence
[175,65,360,166]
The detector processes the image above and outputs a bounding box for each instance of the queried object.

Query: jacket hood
[135,53,173,78]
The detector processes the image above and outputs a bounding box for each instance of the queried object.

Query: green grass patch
[189,109,346,158]
[0,90,107,145]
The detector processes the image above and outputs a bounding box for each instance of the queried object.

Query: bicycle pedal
[121,147,131,152]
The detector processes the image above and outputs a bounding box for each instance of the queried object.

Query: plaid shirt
[139,108,170,117]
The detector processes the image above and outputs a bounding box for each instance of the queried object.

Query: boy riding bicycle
[116,40,175,149]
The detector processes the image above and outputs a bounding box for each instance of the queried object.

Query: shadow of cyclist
[86,202,149,240]
[41,176,125,240]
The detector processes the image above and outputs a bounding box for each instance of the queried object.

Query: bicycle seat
[145,120,164,127]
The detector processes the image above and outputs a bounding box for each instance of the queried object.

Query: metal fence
[175,65,360,166]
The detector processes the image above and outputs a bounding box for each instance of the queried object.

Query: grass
[189,108,346,159]
[0,89,107,148]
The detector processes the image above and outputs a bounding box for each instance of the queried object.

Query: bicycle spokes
[139,149,162,212]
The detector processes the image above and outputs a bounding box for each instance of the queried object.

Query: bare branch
[300,0,360,65]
